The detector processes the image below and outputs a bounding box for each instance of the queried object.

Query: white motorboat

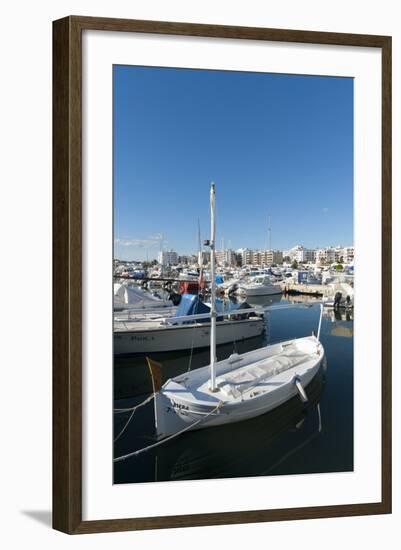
[147,183,325,441]
[114,294,264,355]
[235,275,282,297]
[217,278,240,295]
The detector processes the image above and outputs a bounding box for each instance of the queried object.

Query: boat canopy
[175,294,210,318]
[113,282,172,310]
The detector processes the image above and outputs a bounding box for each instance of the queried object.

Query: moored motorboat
[114,293,264,355]
[235,275,282,297]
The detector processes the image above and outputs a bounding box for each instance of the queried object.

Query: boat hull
[114,317,264,355]
[155,337,324,439]
[236,285,282,297]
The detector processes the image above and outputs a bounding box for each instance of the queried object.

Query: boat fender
[294,376,308,403]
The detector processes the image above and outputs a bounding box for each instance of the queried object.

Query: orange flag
[146,357,163,393]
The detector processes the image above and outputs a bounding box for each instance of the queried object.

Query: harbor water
[113,295,353,484]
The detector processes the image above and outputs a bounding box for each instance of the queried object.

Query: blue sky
[113,65,353,261]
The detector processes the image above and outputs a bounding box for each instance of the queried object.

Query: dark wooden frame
[53,15,392,534]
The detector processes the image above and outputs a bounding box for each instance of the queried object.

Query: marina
[113,184,354,483]
[113,295,353,483]
[111,67,355,487]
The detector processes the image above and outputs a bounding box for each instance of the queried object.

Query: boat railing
[164,307,265,325]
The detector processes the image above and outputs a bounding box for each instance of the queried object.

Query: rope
[113,400,223,462]
[113,394,154,443]
[114,393,154,413]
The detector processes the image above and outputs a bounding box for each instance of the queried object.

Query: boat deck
[216,342,314,399]
[163,336,321,406]
[114,316,262,333]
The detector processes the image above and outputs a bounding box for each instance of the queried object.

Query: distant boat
[235,275,282,297]
[114,282,174,312]
[148,183,325,441]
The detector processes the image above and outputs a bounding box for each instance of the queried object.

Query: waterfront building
[343,246,354,263]
[284,245,316,263]
[216,248,236,267]
[258,250,283,265]
[158,249,178,266]
[178,255,192,265]
[316,247,336,265]
[241,248,254,266]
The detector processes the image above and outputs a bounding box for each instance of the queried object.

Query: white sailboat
[148,183,325,440]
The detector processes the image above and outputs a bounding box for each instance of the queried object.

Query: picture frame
[53,15,392,534]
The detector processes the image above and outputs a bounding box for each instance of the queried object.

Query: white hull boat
[236,277,282,297]
[238,285,282,297]
[114,315,264,355]
[151,334,324,440]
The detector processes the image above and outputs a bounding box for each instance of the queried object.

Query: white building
[261,250,283,265]
[216,248,236,267]
[316,247,336,265]
[158,249,178,266]
[336,246,354,263]
[235,248,253,266]
[284,245,315,263]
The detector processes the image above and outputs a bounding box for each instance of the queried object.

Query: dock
[280,282,328,297]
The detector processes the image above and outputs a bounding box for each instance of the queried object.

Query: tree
[291,259,298,269]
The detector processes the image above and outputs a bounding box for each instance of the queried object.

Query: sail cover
[175,294,210,319]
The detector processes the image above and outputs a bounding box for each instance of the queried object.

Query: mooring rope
[114,393,154,413]
[113,400,223,463]
[113,394,155,443]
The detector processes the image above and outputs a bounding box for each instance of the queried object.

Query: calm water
[113,295,353,483]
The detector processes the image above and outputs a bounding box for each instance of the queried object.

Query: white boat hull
[154,336,324,439]
[114,317,264,355]
[236,285,282,297]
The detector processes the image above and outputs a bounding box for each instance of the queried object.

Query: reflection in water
[229,293,282,308]
[113,294,354,483]
[323,308,353,323]
[114,365,326,483]
[323,308,354,337]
